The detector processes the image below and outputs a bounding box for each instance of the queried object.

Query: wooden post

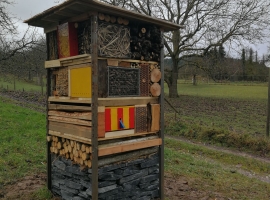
[91,14,99,200]
[266,67,270,137]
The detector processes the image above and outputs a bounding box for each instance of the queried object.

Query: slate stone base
[51,153,160,200]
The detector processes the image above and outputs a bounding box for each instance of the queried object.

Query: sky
[7,0,269,58]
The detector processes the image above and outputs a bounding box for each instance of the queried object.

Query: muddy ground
[0,173,228,200]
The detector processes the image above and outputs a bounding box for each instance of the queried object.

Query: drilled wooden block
[135,106,148,133]
[140,64,150,97]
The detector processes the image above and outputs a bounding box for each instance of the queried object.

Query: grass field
[165,82,268,100]
[0,96,46,187]
[0,76,44,92]
[1,96,270,199]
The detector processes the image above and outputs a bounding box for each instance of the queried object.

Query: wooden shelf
[48,96,158,106]
[98,57,159,65]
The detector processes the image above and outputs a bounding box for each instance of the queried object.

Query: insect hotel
[24,0,181,199]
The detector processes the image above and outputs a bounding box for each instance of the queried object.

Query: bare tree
[101,0,270,97]
[0,0,39,63]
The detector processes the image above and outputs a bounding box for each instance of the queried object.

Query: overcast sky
[7,0,269,58]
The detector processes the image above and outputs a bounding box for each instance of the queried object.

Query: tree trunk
[192,74,197,85]
[168,60,179,98]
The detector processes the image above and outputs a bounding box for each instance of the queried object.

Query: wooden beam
[99,131,158,141]
[45,60,61,68]
[105,129,134,138]
[151,104,160,132]
[49,116,92,126]
[48,97,91,104]
[49,103,91,111]
[48,110,92,120]
[49,121,92,139]
[49,130,92,144]
[98,97,158,106]
[98,138,162,156]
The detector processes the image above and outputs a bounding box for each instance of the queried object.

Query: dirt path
[166,135,270,164]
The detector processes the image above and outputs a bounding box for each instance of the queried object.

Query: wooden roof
[24,0,182,32]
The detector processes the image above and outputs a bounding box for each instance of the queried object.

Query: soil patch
[0,174,47,200]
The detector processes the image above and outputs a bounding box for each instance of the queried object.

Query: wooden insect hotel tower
[24,0,181,199]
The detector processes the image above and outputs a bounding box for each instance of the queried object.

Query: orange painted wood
[98,112,106,138]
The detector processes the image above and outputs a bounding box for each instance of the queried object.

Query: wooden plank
[49,130,92,144]
[49,116,92,126]
[49,121,92,139]
[48,96,91,104]
[45,59,61,68]
[48,96,158,105]
[68,63,91,70]
[48,111,92,120]
[118,61,131,67]
[98,138,162,156]
[105,129,134,138]
[151,104,160,132]
[107,59,118,66]
[59,54,91,61]
[98,112,105,138]
[62,59,91,67]
[99,131,158,141]
[98,57,159,65]
[49,104,91,111]
[98,97,158,106]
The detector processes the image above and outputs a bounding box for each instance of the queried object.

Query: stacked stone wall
[51,153,160,200]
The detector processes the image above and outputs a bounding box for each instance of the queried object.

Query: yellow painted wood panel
[70,67,92,98]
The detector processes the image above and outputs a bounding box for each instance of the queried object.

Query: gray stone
[72,174,90,181]
[140,183,159,191]
[61,190,75,200]
[98,187,120,199]
[99,163,126,174]
[78,191,89,199]
[126,158,145,166]
[105,195,116,200]
[66,180,83,190]
[72,196,87,200]
[114,169,124,175]
[151,189,159,198]
[52,178,65,188]
[66,166,87,176]
[148,165,159,174]
[140,157,159,168]
[99,172,122,181]
[86,188,92,196]
[52,167,73,177]
[60,185,79,195]
[98,184,117,194]
[51,186,61,196]
[60,156,73,166]
[119,169,148,184]
[140,196,151,200]
[122,168,140,176]
[53,160,66,171]
[88,168,92,174]
[80,179,91,189]
[140,174,159,183]
[98,180,116,188]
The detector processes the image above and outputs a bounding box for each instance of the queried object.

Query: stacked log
[98,13,129,25]
[130,25,163,61]
[48,136,92,168]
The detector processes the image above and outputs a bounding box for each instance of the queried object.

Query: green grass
[164,82,268,100]
[0,96,46,187]
[0,76,43,92]
[165,138,270,200]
